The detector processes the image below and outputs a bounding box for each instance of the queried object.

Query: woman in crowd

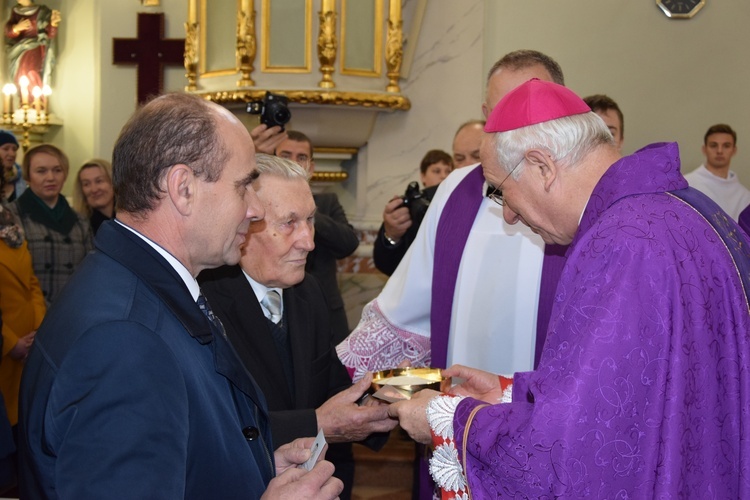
[9,144,93,304]
[73,159,115,235]
[419,149,453,188]
[0,171,45,429]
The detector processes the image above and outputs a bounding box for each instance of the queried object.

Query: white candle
[42,85,51,120]
[32,86,42,122]
[2,84,15,115]
[19,75,29,105]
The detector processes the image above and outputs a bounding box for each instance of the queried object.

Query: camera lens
[272,107,291,125]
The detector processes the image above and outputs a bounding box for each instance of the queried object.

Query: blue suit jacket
[18,221,275,499]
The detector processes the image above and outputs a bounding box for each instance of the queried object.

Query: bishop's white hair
[489,111,614,178]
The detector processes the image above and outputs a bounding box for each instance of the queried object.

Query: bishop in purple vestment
[389,79,750,499]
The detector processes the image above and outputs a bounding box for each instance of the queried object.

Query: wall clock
[656,0,705,19]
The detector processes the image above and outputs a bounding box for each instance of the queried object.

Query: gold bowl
[371,367,451,398]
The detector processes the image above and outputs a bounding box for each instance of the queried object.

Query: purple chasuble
[453,143,750,498]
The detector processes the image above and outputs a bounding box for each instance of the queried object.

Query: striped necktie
[261,290,282,324]
[197,293,225,335]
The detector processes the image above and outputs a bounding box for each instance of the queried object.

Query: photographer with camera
[373,150,453,276]
[248,92,291,154]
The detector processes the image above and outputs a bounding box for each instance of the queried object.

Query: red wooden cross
[112,13,184,105]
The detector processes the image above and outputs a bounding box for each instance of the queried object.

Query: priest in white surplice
[337,50,567,381]
[684,123,750,221]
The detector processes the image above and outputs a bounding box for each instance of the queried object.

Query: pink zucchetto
[484,78,591,133]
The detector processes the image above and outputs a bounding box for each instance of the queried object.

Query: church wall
[95,0,187,169]
[348,0,485,228]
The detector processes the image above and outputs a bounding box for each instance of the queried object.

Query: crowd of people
[0,47,749,499]
[0,130,118,495]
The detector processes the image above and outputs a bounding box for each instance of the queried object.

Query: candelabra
[2,76,52,151]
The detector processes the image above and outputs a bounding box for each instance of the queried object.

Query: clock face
[657,0,706,18]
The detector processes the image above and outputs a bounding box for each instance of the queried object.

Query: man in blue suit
[17,93,343,499]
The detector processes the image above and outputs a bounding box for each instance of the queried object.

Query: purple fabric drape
[429,166,485,368]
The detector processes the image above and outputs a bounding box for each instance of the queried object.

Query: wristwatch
[383,232,400,246]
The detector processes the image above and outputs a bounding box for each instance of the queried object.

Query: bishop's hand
[443,364,508,403]
[387,389,439,444]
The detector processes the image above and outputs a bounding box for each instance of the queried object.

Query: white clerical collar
[701,164,737,182]
[579,196,591,225]
[115,219,201,301]
[241,270,284,317]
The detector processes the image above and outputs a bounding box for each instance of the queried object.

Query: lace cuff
[336,299,431,381]
[427,396,467,499]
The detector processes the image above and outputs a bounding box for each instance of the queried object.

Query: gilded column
[317,0,337,89]
[184,0,199,91]
[236,0,257,87]
[385,0,402,93]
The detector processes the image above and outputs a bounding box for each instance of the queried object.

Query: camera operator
[373,150,453,276]
[247,92,292,154]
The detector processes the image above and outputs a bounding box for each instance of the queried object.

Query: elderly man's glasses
[487,157,525,206]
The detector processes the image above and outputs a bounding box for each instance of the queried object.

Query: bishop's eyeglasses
[486,157,525,206]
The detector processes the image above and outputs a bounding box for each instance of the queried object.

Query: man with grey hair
[200,154,395,500]
[19,94,342,499]
[390,79,750,499]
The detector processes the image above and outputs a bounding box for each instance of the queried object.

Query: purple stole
[671,188,750,294]
[739,204,750,236]
[430,166,485,368]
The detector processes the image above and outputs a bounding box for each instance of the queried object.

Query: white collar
[242,269,283,316]
[114,219,201,301]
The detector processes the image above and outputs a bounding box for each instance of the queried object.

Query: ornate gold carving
[311,171,349,182]
[317,7,338,89]
[236,1,257,87]
[385,17,403,93]
[184,21,199,91]
[198,89,410,110]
